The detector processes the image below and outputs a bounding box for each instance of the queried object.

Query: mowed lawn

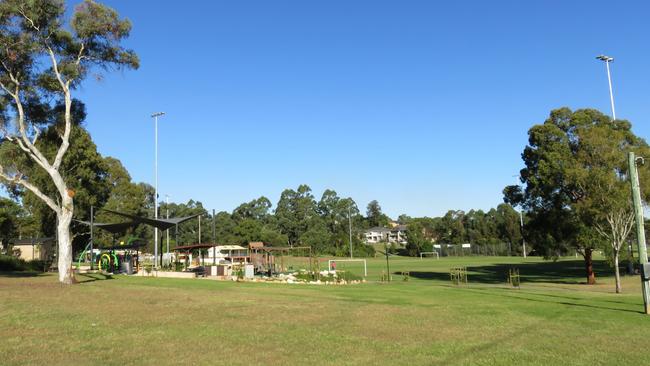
[1,256,649,366]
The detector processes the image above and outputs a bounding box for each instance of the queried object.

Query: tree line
[0,121,526,258]
[401,205,524,257]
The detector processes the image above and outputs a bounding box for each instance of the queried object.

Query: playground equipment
[380,270,391,282]
[507,268,521,288]
[75,237,144,274]
[98,253,115,271]
[76,241,93,270]
[450,267,468,285]
[402,271,410,281]
[249,244,313,276]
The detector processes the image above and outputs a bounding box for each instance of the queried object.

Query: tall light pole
[597,54,633,271]
[151,112,165,269]
[166,194,170,267]
[513,175,527,258]
[596,54,616,120]
[519,209,526,259]
[348,204,353,259]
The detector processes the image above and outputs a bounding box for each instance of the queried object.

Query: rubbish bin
[121,261,133,275]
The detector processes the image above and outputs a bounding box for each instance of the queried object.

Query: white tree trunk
[614,250,621,294]
[595,210,634,294]
[56,196,74,284]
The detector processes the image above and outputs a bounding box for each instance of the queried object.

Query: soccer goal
[328,259,367,277]
[420,251,439,260]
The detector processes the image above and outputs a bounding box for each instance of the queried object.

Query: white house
[364,226,407,245]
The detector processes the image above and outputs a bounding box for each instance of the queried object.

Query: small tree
[0,0,138,284]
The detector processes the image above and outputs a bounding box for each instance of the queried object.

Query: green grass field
[2,256,649,365]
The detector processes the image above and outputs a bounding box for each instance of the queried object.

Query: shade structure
[100,209,200,231]
[77,220,137,234]
[100,242,147,250]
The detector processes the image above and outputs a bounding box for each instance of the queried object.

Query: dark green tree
[366,200,390,228]
[3,125,113,252]
[495,203,522,255]
[94,158,152,250]
[232,197,272,222]
[405,221,432,256]
[0,197,22,249]
[505,108,650,287]
[275,184,317,246]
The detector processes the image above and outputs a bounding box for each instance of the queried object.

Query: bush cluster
[0,255,48,272]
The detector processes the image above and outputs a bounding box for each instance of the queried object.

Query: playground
[74,209,371,284]
[2,256,650,366]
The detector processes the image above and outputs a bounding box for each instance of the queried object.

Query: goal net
[420,251,440,259]
[327,259,367,280]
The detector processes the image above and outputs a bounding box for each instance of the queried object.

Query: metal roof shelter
[77,220,137,234]
[100,242,147,251]
[77,208,202,271]
[99,209,203,266]
[101,209,200,231]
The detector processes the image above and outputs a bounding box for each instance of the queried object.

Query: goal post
[328,259,367,277]
[420,251,439,260]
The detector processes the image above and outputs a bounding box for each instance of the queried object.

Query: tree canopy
[505,107,650,287]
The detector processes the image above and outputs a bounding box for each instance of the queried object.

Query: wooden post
[628,152,650,314]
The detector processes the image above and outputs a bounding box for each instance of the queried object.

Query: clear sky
[72,0,650,218]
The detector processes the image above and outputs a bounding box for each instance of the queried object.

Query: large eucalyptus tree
[0,0,138,283]
[505,108,650,290]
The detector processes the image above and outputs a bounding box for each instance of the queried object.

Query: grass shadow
[76,272,114,283]
[401,259,615,285]
[460,286,643,315]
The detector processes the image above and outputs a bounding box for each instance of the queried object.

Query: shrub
[0,255,27,271]
[0,255,49,272]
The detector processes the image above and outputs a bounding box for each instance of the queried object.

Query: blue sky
[73,0,650,218]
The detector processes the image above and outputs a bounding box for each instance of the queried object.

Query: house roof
[173,244,219,251]
[391,225,408,232]
[215,245,247,251]
[173,244,247,251]
[248,241,265,249]
[365,227,391,233]
[12,237,54,245]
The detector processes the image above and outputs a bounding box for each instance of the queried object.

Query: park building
[6,237,55,262]
[364,225,408,245]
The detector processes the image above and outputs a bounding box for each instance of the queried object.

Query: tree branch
[0,80,16,98]
[11,86,53,171]
[75,43,85,66]
[52,92,71,171]
[0,166,59,215]
[17,8,40,32]
[45,46,68,93]
[44,46,73,171]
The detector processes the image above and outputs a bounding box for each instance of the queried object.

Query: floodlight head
[151,112,165,118]
[596,55,613,62]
